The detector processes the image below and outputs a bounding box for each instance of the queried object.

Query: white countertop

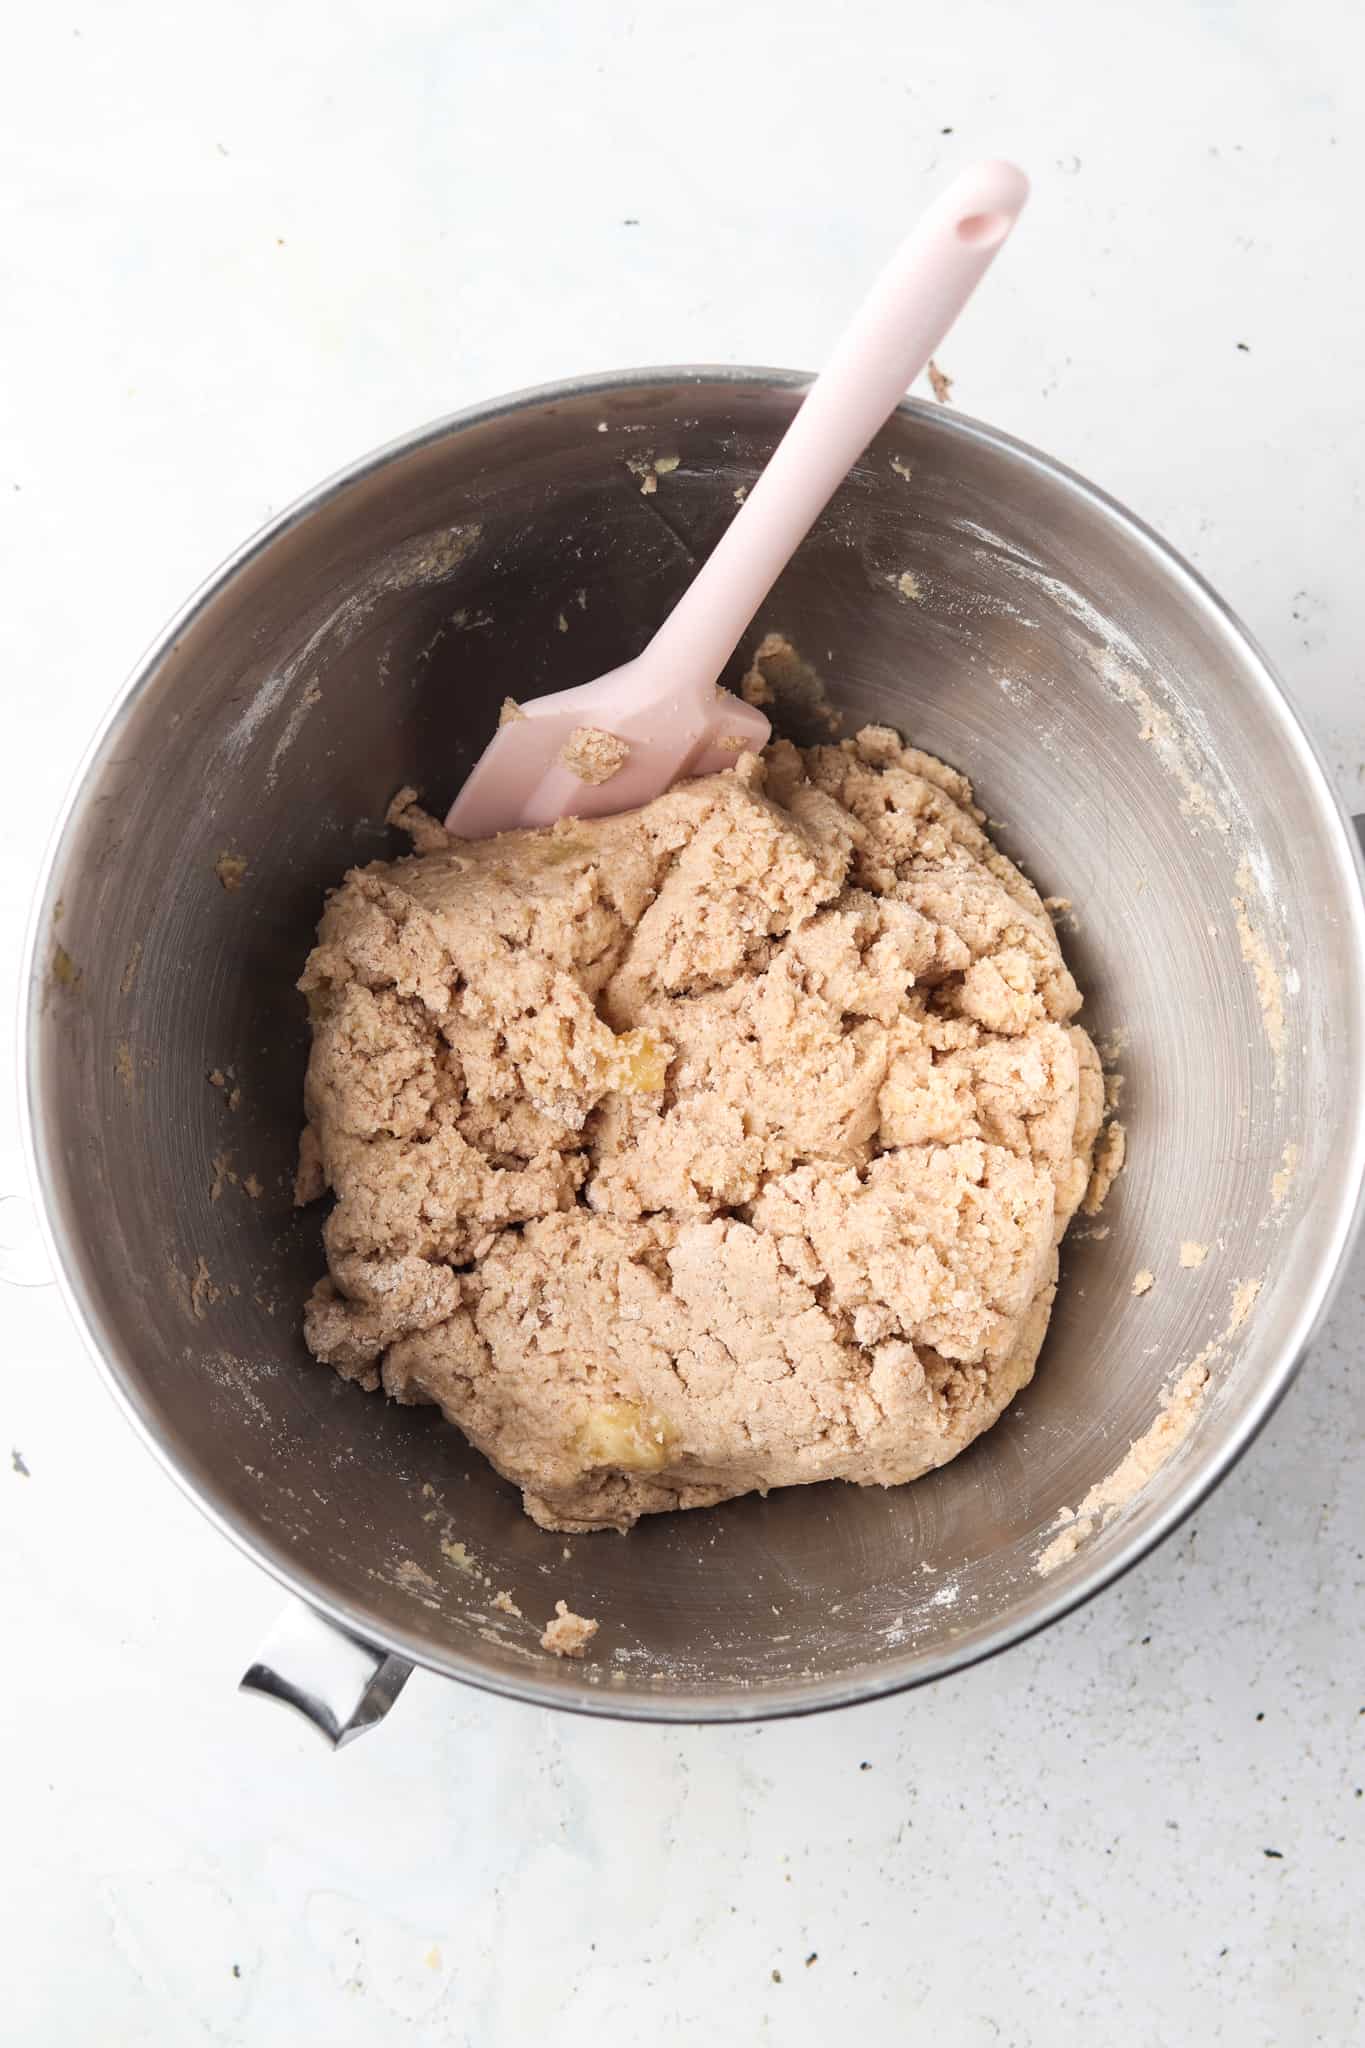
[3,5,1362,2041]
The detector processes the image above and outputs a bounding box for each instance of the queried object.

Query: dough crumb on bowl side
[1270,1143,1299,1207]
[1035,1360,1210,1576]
[214,849,249,892]
[541,1600,598,1657]
[1232,860,1287,1075]
[739,632,842,735]
[385,784,451,854]
[1035,1272,1265,1577]
[296,726,1106,1533]
[1082,1117,1126,1215]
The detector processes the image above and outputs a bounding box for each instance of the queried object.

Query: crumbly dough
[541,1601,598,1656]
[1035,1360,1209,1575]
[297,729,1106,1532]
[214,850,248,892]
[1082,1117,1126,1215]
[561,727,630,785]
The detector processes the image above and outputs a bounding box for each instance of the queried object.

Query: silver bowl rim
[21,365,1365,1724]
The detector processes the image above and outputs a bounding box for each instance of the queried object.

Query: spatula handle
[648,160,1029,694]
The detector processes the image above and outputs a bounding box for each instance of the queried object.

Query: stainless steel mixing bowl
[23,371,1365,1738]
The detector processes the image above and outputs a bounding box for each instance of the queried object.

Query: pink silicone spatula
[445,159,1029,839]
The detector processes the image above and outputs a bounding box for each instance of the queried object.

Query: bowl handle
[240,1599,412,1748]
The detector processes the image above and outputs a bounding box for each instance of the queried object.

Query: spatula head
[444,658,770,837]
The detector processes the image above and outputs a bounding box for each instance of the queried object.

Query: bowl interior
[28,376,1365,1716]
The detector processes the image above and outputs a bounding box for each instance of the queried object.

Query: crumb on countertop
[927,358,954,404]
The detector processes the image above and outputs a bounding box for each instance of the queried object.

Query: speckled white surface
[3,4,1363,2041]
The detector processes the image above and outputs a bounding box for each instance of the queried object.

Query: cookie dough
[541,1601,598,1657]
[560,727,630,785]
[297,728,1105,1532]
